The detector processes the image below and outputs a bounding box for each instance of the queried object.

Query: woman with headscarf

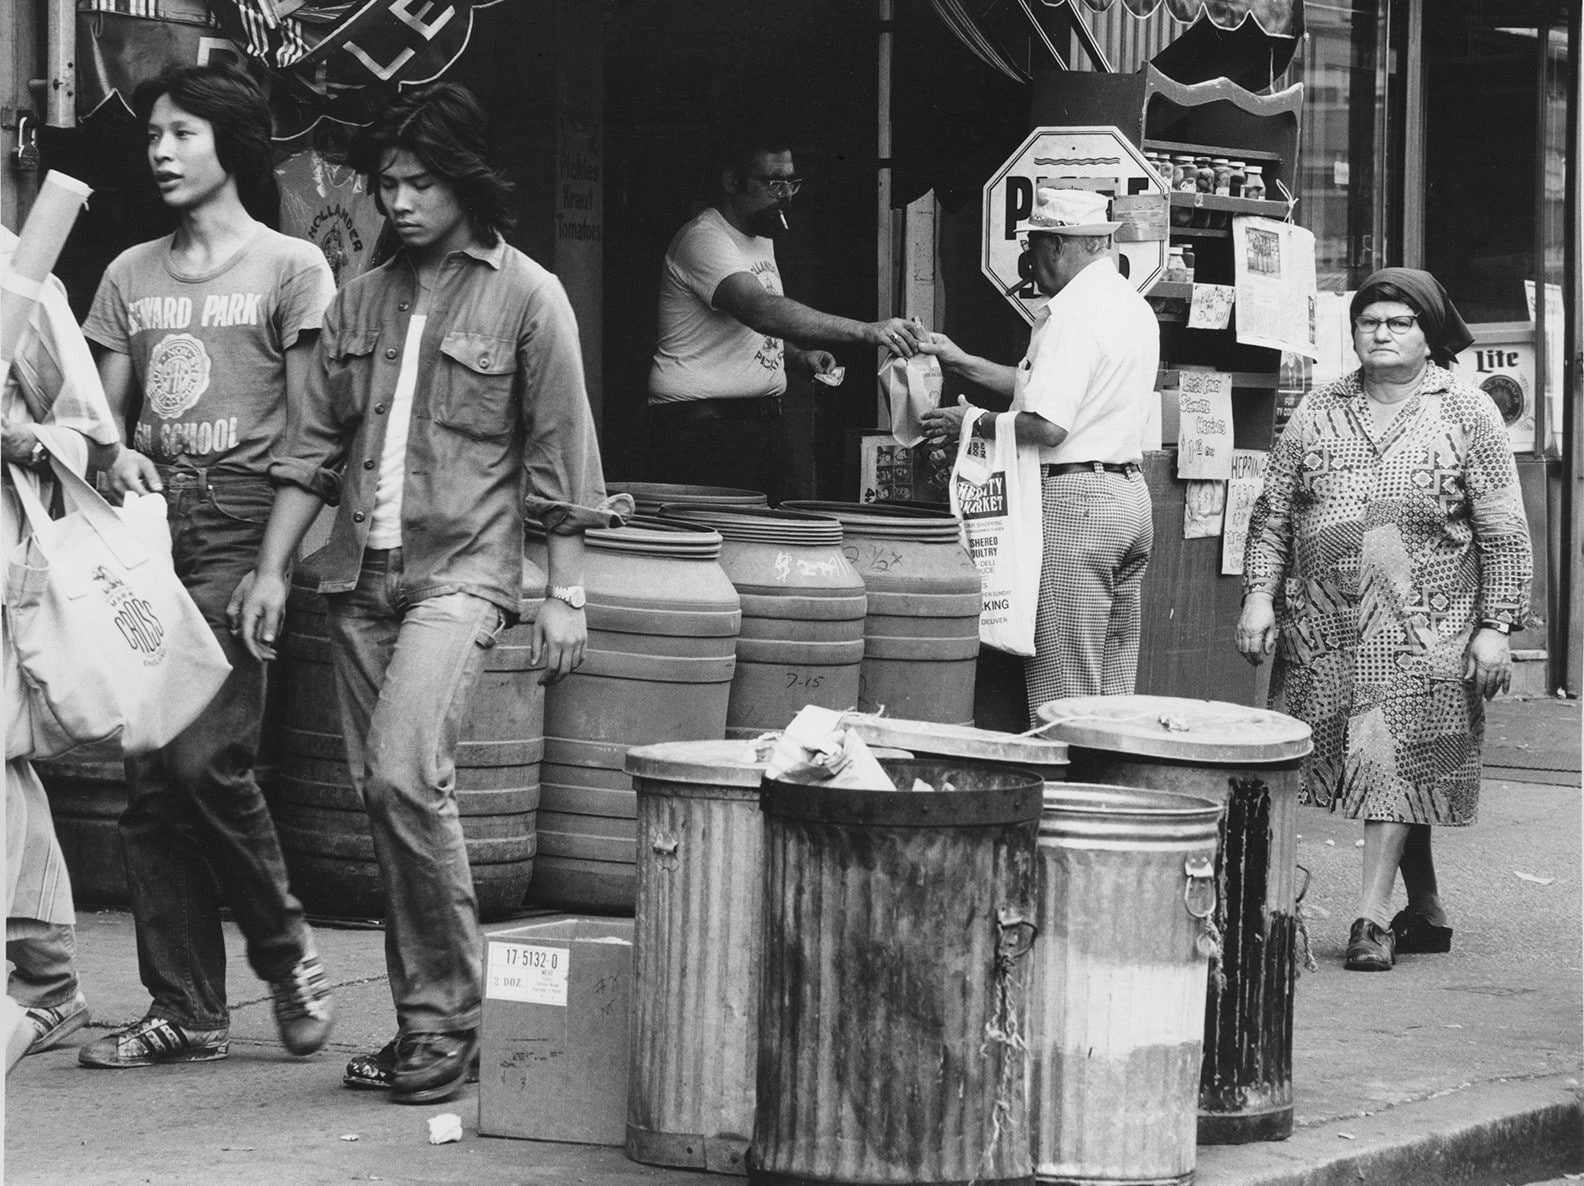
[1235,268,1532,972]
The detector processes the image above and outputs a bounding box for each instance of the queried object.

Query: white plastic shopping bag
[948,410,1042,656]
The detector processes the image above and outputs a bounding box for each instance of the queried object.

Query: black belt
[649,397,783,424]
[1043,461,1141,478]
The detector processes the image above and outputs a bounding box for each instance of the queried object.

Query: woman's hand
[1235,593,1278,666]
[922,395,974,447]
[1464,627,1512,701]
[534,597,587,686]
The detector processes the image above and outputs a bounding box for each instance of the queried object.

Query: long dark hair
[132,64,275,219]
[352,83,515,242]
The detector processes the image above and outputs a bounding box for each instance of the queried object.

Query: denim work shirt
[270,238,617,615]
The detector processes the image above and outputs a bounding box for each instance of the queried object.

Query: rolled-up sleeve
[269,302,348,504]
[518,276,623,534]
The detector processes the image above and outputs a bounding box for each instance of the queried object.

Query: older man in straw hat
[922,185,1160,721]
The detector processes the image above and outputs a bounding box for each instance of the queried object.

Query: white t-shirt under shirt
[648,206,786,404]
[1017,256,1161,465]
[83,226,335,477]
[366,315,427,549]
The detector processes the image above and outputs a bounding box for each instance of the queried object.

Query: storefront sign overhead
[981,125,1168,325]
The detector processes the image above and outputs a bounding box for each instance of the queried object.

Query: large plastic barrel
[272,563,546,920]
[34,751,129,907]
[1029,782,1224,1184]
[527,517,741,913]
[782,500,980,724]
[658,506,866,739]
[606,481,768,516]
[1037,695,1312,1145]
[752,758,1042,1185]
[626,740,767,1174]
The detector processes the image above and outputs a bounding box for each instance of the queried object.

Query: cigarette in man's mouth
[777,209,789,231]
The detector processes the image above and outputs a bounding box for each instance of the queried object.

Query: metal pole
[45,0,75,129]
[1564,0,1583,695]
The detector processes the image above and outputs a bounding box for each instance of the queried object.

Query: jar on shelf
[1228,160,1247,198]
[1210,158,1232,227]
[1243,164,1267,201]
[1180,245,1196,283]
[1193,157,1215,227]
[1165,245,1193,285]
[1171,155,1197,226]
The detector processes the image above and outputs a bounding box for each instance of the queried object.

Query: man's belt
[649,397,783,424]
[1042,461,1141,478]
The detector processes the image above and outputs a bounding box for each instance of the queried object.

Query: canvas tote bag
[4,427,231,759]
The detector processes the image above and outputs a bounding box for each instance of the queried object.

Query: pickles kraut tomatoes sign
[981,125,1168,324]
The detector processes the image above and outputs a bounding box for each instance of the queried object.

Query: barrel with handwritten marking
[658,507,865,739]
[1037,695,1312,1145]
[782,501,980,724]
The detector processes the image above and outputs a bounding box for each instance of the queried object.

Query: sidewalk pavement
[5,696,1581,1185]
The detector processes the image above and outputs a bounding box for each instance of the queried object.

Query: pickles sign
[982,125,1168,324]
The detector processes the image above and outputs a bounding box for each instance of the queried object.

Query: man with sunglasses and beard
[646,122,923,503]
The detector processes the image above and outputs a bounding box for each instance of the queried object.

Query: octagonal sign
[982,125,1168,324]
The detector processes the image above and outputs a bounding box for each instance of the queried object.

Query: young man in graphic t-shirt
[76,64,337,1070]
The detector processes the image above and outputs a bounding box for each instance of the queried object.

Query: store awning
[1047,0,1302,41]
[932,0,1302,86]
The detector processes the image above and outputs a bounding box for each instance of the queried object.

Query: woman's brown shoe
[1390,908,1453,954]
[1344,918,1396,971]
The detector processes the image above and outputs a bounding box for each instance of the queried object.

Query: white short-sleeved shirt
[1017,256,1161,465]
[648,207,786,404]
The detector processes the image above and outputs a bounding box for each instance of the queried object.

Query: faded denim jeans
[326,548,502,1034]
[121,471,309,1030]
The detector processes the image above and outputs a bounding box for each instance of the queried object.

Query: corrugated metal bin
[1038,695,1312,1145]
[625,740,768,1175]
[751,758,1042,1185]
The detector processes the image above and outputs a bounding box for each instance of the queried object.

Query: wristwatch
[25,438,47,470]
[548,585,587,610]
[1479,619,1512,635]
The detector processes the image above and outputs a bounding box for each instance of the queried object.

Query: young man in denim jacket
[234,82,619,1105]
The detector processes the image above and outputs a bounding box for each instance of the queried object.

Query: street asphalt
[4,695,1579,1185]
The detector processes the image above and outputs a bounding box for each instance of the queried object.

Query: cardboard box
[478,917,634,1144]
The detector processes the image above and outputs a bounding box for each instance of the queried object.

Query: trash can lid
[843,714,1068,769]
[625,739,767,788]
[1035,695,1312,763]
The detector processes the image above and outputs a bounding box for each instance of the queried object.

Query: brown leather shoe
[1344,918,1396,971]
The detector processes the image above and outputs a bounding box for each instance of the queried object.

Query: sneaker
[344,1036,480,1091]
[344,1035,399,1090]
[391,1029,479,1105]
[270,953,334,1056]
[78,1016,229,1068]
[23,992,90,1055]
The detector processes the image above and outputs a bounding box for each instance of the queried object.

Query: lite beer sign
[981,126,1168,324]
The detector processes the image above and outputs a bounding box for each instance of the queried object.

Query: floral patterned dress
[1243,365,1531,824]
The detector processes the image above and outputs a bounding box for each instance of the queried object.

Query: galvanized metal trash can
[751,758,1043,1186]
[1037,696,1312,1145]
[625,740,767,1175]
[1029,782,1223,1184]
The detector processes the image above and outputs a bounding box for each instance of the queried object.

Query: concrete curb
[1195,1073,1584,1185]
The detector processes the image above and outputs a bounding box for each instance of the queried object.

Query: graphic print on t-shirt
[125,285,268,463]
[146,333,212,419]
[751,261,783,373]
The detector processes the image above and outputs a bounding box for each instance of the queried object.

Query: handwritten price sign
[1176,371,1234,481]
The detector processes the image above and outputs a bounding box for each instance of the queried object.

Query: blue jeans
[326,549,503,1034]
[120,472,309,1030]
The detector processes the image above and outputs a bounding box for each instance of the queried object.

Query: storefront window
[1285,0,1391,292]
